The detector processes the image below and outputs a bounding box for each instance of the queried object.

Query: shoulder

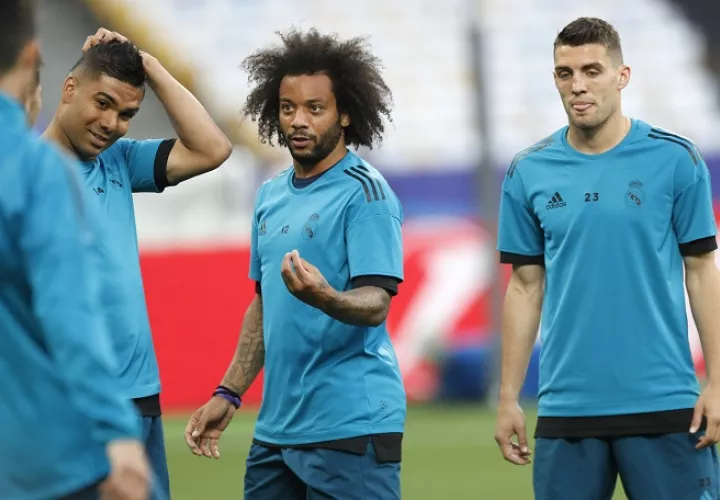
[506,131,564,179]
[336,152,397,202]
[339,155,401,217]
[638,121,702,166]
[257,166,292,197]
[99,138,133,169]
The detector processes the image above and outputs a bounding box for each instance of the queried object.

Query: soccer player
[0,1,149,499]
[184,29,405,499]
[494,16,720,499]
[41,28,233,497]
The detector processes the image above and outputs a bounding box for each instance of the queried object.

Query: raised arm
[143,54,232,185]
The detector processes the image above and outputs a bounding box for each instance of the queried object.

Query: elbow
[210,134,232,170]
[365,299,391,327]
[367,307,389,327]
[205,136,233,170]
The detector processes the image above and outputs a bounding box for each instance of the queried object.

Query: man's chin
[74,143,104,161]
[568,115,602,130]
[290,149,320,164]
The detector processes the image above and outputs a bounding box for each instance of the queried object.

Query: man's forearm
[687,258,720,384]
[318,286,390,327]
[499,274,543,403]
[220,296,265,396]
[144,56,229,161]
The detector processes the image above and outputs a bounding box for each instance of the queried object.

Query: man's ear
[62,76,79,104]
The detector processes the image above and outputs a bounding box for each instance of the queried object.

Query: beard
[287,120,344,171]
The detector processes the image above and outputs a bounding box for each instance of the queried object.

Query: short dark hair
[242,28,393,149]
[70,40,145,87]
[0,0,36,75]
[555,17,623,63]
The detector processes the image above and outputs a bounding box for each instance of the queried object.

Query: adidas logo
[545,192,566,210]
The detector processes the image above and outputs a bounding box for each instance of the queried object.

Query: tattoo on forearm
[320,286,391,326]
[221,296,265,395]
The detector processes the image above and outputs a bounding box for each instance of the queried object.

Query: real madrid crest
[625,180,644,208]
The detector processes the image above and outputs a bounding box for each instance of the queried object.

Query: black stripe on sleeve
[350,167,380,201]
[499,252,544,266]
[154,138,177,191]
[355,165,386,200]
[343,169,372,202]
[648,129,699,165]
[255,281,262,295]
[352,275,400,296]
[679,236,718,256]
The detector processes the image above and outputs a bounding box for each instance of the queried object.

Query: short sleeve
[673,151,717,254]
[346,188,404,282]
[249,189,263,282]
[497,167,544,264]
[115,137,176,193]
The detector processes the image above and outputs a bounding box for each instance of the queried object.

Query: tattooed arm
[317,286,391,327]
[219,294,265,396]
[280,250,392,327]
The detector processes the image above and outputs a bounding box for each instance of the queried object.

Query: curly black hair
[242,28,393,149]
[70,40,145,87]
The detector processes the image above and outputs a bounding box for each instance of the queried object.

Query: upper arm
[345,183,404,283]
[497,165,544,266]
[684,251,717,277]
[672,147,718,255]
[116,137,176,193]
[510,263,545,289]
[165,139,231,186]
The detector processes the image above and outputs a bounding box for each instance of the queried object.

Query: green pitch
[164,404,627,499]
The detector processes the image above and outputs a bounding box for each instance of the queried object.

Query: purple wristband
[213,386,242,408]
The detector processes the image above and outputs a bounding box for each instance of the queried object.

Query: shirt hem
[538,395,699,417]
[254,422,405,446]
[124,383,161,400]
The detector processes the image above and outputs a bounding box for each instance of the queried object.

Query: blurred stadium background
[34,0,720,498]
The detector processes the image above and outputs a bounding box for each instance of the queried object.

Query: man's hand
[495,401,532,465]
[280,250,335,308]
[82,28,130,53]
[100,439,150,500]
[184,397,236,459]
[691,383,720,448]
[82,28,154,63]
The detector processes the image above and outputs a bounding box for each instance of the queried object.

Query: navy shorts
[533,432,720,500]
[244,441,401,500]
